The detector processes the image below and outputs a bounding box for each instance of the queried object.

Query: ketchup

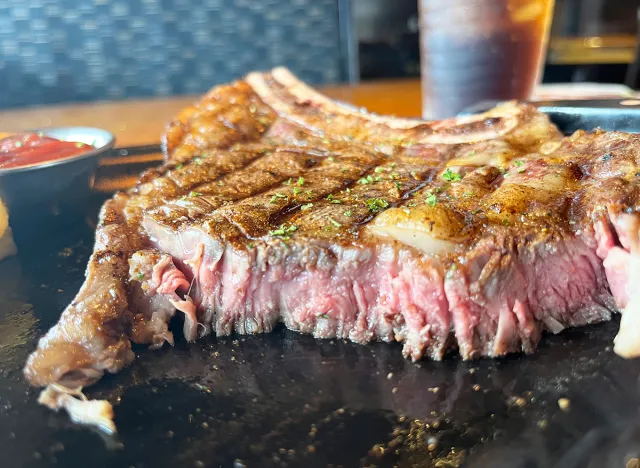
[0,133,95,169]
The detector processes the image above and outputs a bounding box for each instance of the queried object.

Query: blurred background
[1,0,640,109]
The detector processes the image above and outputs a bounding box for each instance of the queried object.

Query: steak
[23,68,640,432]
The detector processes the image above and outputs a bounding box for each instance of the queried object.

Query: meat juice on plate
[419,0,555,119]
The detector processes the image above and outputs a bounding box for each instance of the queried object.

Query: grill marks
[216,146,385,239]
[290,157,440,239]
[148,148,322,229]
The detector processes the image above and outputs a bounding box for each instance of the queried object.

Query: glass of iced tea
[419,0,555,119]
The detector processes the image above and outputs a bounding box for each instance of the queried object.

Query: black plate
[3,133,640,468]
[459,98,640,134]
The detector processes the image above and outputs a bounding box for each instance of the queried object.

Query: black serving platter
[459,98,640,133]
[3,116,640,468]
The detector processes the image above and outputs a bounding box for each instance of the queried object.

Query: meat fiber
[23,68,640,432]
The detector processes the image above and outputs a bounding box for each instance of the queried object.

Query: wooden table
[0,79,422,148]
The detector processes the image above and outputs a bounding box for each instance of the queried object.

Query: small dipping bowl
[0,127,115,235]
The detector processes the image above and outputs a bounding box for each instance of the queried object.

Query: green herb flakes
[317,313,330,319]
[292,187,301,195]
[328,156,335,162]
[284,178,292,186]
[269,223,297,239]
[358,175,375,185]
[442,168,462,182]
[176,164,183,170]
[136,272,144,280]
[426,193,437,207]
[270,192,288,203]
[329,217,342,228]
[374,167,385,173]
[297,177,305,186]
[344,210,353,217]
[189,191,203,197]
[366,198,389,213]
[300,203,313,211]
[513,160,524,167]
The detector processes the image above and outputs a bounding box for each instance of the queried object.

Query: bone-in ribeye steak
[23,68,640,432]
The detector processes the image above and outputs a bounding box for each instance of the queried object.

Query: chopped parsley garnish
[189,191,203,197]
[358,175,376,185]
[502,219,510,226]
[463,191,474,197]
[284,178,292,186]
[269,193,288,203]
[410,170,418,179]
[394,181,402,190]
[176,164,183,170]
[513,160,524,167]
[297,177,305,186]
[390,172,400,180]
[366,198,389,213]
[374,167,385,173]
[329,217,342,228]
[446,264,457,279]
[194,156,204,165]
[344,210,353,217]
[300,203,313,211]
[327,194,342,204]
[328,156,335,162]
[442,168,462,182]
[269,223,297,239]
[341,167,349,173]
[292,187,301,195]
[318,313,330,319]
[426,193,437,206]
[137,272,144,280]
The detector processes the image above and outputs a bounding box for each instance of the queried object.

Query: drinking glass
[419,0,555,119]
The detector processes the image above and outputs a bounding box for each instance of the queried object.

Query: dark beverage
[419,0,555,119]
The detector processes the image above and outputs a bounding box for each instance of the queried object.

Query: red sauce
[0,133,95,169]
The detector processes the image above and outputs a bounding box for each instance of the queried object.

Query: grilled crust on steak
[23,68,640,432]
